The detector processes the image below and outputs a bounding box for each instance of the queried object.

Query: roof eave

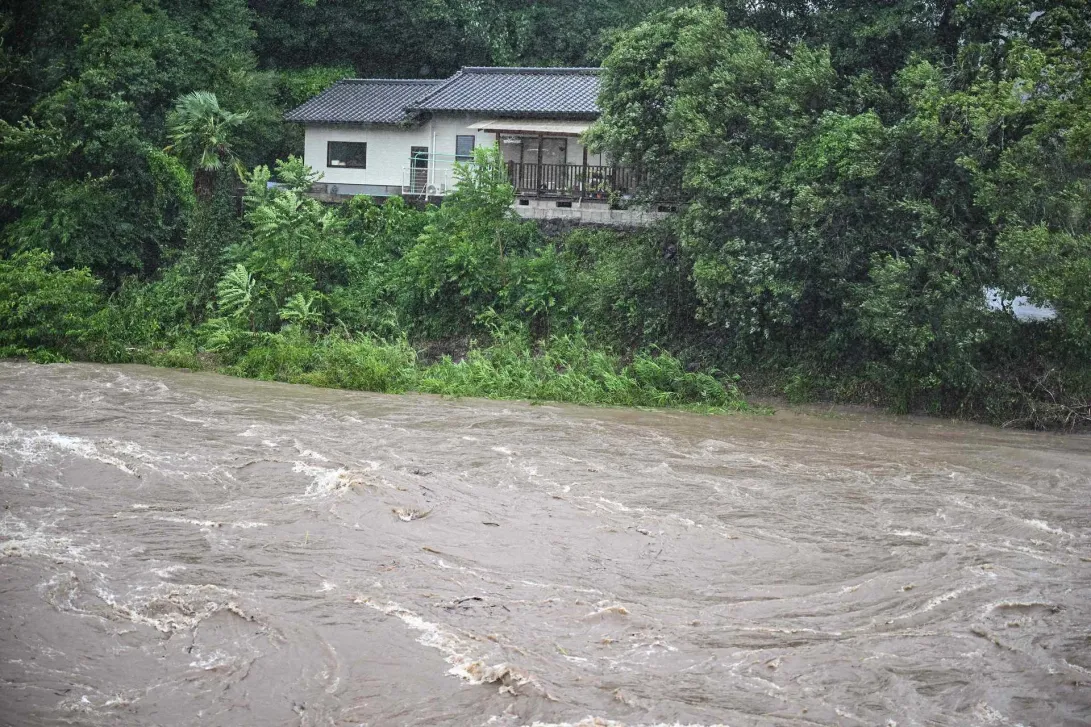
[415,109,599,119]
[284,116,428,126]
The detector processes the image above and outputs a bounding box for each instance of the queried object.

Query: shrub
[228,330,417,393]
[0,250,106,360]
[561,225,701,350]
[418,322,747,410]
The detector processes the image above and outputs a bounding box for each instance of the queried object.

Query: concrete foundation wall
[512,198,669,226]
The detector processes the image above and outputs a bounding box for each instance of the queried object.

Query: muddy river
[1,362,1089,726]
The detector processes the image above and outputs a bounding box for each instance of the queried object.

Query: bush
[0,250,107,360]
[228,330,417,393]
[417,322,747,410]
[394,149,520,337]
[561,225,702,350]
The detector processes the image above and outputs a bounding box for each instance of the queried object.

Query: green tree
[592,2,1091,420]
[0,250,106,360]
[589,7,841,354]
[167,91,251,201]
[0,0,259,280]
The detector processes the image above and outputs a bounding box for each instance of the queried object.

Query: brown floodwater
[1,361,1089,726]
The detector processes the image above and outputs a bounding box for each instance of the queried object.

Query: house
[284,67,665,224]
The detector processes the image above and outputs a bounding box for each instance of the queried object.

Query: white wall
[303,114,497,191]
[303,114,606,194]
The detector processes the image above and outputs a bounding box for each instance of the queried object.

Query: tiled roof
[284,79,442,124]
[410,67,601,117]
[284,68,602,124]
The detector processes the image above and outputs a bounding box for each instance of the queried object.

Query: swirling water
[0,362,1089,726]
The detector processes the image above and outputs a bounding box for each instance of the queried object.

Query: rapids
[1,362,1089,726]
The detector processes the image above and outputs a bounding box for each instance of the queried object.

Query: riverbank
[53,326,753,414]
[4,164,1088,430]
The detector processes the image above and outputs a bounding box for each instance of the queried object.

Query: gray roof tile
[285,67,602,125]
[411,67,601,117]
[284,79,442,124]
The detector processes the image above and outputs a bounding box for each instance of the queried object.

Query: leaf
[216,263,254,319]
[279,292,323,329]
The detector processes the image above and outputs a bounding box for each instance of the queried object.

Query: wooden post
[537,134,544,195]
[582,145,588,199]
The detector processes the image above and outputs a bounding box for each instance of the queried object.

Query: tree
[0,0,258,280]
[167,91,250,202]
[591,2,1091,418]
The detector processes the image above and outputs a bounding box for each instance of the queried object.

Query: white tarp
[983,287,1057,322]
[473,119,592,136]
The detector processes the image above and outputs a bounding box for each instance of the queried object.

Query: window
[327,141,366,168]
[455,135,476,162]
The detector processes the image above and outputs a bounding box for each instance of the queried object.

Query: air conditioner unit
[437,183,448,195]
[425,184,438,197]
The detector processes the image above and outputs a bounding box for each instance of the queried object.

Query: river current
[1,362,1089,726]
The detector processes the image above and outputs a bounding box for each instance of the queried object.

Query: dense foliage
[2,0,1089,425]
[0,148,745,410]
[0,251,107,362]
[589,2,1091,426]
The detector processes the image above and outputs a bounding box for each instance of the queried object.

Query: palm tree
[166,91,250,202]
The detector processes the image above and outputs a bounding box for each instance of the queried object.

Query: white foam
[0,515,109,567]
[0,425,188,477]
[1024,519,1068,536]
[58,692,136,714]
[188,649,232,670]
[293,462,351,496]
[972,701,1006,724]
[293,461,383,497]
[148,516,269,530]
[0,426,136,475]
[584,603,630,619]
[595,497,638,513]
[152,565,187,579]
[97,583,254,633]
[886,583,984,623]
[510,716,724,720]
[354,596,536,693]
[295,444,329,461]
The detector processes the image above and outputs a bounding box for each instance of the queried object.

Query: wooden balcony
[506,161,642,199]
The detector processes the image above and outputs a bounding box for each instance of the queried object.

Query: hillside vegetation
[2,1,1089,426]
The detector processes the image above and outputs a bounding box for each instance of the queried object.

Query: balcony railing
[401,166,453,197]
[506,162,642,199]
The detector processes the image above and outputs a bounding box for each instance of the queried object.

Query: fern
[216,263,254,319]
[279,292,322,329]
[199,317,236,352]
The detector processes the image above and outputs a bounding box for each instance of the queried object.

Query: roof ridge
[405,68,466,109]
[340,78,444,84]
[460,66,601,74]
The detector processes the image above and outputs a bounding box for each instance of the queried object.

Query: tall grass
[417,326,745,410]
[210,325,749,412]
[227,331,417,393]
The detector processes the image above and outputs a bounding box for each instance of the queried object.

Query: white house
[285,67,663,223]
